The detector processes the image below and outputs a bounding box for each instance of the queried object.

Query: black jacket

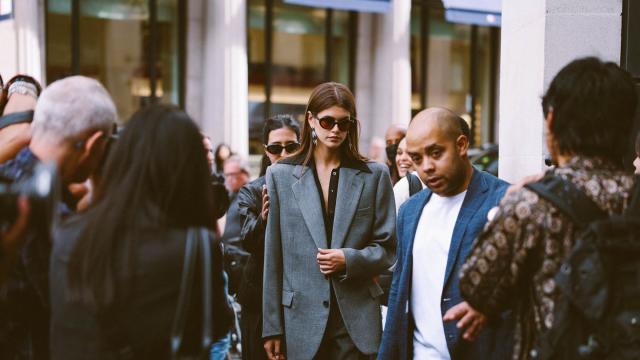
[49,215,232,359]
[236,177,266,312]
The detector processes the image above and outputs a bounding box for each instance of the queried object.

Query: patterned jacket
[459,156,635,359]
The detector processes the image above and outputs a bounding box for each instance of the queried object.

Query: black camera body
[211,172,230,220]
[0,162,60,235]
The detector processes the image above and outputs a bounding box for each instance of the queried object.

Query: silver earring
[311,128,318,146]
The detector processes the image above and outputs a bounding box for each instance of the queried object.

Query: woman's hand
[316,248,346,275]
[261,185,269,221]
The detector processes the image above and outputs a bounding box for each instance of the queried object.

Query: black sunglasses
[264,142,300,155]
[313,113,354,132]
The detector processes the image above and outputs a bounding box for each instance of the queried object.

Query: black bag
[106,228,233,359]
[170,227,233,360]
[223,243,250,296]
[525,174,640,360]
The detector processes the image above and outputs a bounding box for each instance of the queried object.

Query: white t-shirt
[393,172,426,213]
[411,190,467,360]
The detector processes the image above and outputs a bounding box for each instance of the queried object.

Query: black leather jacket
[236,176,266,312]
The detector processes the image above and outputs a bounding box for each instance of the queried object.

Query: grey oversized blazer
[262,155,397,359]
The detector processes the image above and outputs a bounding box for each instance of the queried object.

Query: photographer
[0,75,116,360]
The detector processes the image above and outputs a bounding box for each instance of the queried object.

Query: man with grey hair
[0,75,117,359]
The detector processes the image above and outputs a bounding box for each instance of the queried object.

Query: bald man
[378,108,512,360]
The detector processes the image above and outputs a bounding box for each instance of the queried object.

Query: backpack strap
[406,173,422,197]
[524,174,607,226]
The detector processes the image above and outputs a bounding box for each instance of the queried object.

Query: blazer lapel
[331,167,364,249]
[442,169,488,288]
[291,164,328,249]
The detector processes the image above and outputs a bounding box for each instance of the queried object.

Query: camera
[0,162,61,235]
[211,172,230,219]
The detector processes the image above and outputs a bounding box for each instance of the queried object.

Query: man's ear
[82,130,105,160]
[457,134,469,156]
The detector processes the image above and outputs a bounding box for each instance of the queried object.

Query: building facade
[4,0,635,178]
[0,0,501,161]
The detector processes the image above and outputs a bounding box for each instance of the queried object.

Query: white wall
[498,0,622,182]
[357,0,412,153]
[0,0,45,84]
[187,0,249,157]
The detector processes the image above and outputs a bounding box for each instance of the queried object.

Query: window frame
[43,0,187,107]
[251,0,358,123]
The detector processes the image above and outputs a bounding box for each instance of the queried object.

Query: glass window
[330,10,352,85]
[46,0,72,83]
[411,3,499,145]
[46,0,183,122]
[247,1,356,155]
[271,1,325,113]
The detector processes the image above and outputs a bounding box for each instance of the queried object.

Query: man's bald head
[410,107,470,143]
[384,123,407,145]
[405,107,473,196]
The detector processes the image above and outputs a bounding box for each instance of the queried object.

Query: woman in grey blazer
[262,82,396,360]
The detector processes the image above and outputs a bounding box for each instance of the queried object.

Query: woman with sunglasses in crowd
[236,114,301,360]
[262,82,396,360]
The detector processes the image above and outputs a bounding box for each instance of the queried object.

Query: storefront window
[411,2,499,145]
[247,0,356,154]
[46,0,184,122]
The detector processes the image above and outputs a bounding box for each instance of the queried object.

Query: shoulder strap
[0,110,33,130]
[198,228,214,351]
[407,173,422,197]
[170,228,199,356]
[524,174,607,226]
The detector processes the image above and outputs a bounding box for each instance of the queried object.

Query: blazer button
[322,300,329,308]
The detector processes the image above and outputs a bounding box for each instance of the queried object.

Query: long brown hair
[298,82,367,166]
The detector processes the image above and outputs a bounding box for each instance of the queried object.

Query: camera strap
[0,110,34,130]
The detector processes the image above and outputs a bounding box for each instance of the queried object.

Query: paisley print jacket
[459,156,635,359]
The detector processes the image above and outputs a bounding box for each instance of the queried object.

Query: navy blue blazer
[378,169,512,360]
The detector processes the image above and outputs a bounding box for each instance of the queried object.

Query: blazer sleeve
[342,166,397,280]
[237,183,265,254]
[262,168,284,338]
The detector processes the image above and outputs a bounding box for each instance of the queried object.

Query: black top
[310,159,340,246]
[49,215,231,360]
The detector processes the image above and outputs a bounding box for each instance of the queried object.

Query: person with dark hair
[379,107,510,360]
[453,57,637,359]
[262,82,396,359]
[236,114,300,360]
[49,104,233,359]
[215,143,233,174]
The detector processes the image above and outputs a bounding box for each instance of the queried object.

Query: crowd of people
[0,56,638,360]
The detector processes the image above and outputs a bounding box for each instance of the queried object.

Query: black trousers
[313,294,375,360]
[240,308,268,360]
